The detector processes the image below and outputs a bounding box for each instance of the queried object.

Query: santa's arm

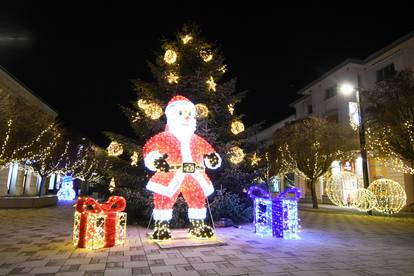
[143,134,170,172]
[199,137,222,170]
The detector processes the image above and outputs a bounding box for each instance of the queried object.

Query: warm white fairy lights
[107,141,123,157]
[200,50,213,62]
[250,152,261,166]
[181,34,193,44]
[164,49,177,64]
[195,103,209,118]
[130,151,139,166]
[166,72,179,84]
[109,177,116,193]
[325,172,363,208]
[206,76,217,92]
[227,104,234,115]
[137,99,163,120]
[228,146,245,164]
[231,120,245,135]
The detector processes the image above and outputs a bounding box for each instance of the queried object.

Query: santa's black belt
[169,163,205,173]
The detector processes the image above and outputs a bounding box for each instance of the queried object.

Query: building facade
[258,32,414,206]
[0,65,59,197]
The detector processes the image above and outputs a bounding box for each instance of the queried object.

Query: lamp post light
[339,83,371,214]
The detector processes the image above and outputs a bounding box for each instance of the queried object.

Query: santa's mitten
[203,152,222,169]
[154,154,170,172]
[151,221,171,240]
[189,219,214,239]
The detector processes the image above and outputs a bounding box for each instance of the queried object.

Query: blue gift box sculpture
[248,186,301,239]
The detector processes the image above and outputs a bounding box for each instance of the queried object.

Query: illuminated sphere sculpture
[351,188,376,212]
[137,99,163,120]
[368,178,407,214]
[195,103,209,118]
[325,172,363,208]
[107,141,123,157]
[164,49,177,64]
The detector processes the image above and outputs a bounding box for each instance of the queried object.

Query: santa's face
[166,102,196,138]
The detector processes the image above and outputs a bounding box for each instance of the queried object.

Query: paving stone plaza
[0,203,413,276]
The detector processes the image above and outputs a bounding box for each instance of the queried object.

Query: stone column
[0,167,10,196]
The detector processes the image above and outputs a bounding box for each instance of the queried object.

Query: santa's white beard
[168,120,196,142]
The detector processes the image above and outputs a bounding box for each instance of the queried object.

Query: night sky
[1,2,413,146]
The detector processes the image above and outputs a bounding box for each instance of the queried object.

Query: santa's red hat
[165,95,195,115]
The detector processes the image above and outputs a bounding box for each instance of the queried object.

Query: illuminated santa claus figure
[143,95,221,240]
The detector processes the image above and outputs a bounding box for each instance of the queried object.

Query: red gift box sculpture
[73,196,127,249]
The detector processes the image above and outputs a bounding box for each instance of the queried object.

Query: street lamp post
[339,83,372,214]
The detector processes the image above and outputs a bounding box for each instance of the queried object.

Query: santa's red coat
[143,131,216,198]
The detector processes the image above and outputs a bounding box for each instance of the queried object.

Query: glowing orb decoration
[325,172,363,208]
[206,76,217,92]
[137,99,163,120]
[227,103,234,115]
[368,178,407,214]
[200,50,213,62]
[166,72,179,84]
[107,141,123,157]
[352,188,376,212]
[195,103,209,118]
[130,151,139,166]
[228,146,245,164]
[164,49,177,64]
[250,152,261,166]
[57,174,76,200]
[231,120,245,135]
[143,95,221,240]
[218,65,227,73]
[181,34,193,44]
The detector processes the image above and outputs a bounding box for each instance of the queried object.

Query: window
[325,86,337,100]
[307,104,313,114]
[376,63,395,82]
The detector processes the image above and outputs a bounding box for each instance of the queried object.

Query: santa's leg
[151,192,178,240]
[181,178,214,238]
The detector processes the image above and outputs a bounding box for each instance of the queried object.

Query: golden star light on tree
[231,120,245,135]
[137,99,163,120]
[227,104,234,115]
[164,49,177,64]
[250,152,261,166]
[130,151,139,166]
[206,76,216,92]
[107,141,123,157]
[228,146,245,164]
[181,34,193,44]
[166,72,179,84]
[195,103,209,118]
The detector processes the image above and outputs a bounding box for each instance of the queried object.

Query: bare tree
[271,117,358,208]
[365,70,414,173]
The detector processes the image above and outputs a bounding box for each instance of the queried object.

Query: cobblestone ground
[0,202,413,276]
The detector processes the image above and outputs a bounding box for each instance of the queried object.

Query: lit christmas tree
[107,24,263,228]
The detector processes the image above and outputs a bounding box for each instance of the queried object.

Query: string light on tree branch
[107,141,123,157]
[195,103,209,118]
[181,34,193,44]
[166,72,179,84]
[228,146,245,164]
[130,151,139,166]
[206,76,217,92]
[164,49,177,64]
[200,50,213,62]
[231,120,245,135]
[218,65,227,73]
[227,104,234,115]
[109,177,116,193]
[137,99,163,120]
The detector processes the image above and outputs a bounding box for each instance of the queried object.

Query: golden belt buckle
[182,162,196,173]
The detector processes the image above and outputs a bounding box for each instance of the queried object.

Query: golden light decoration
[107,141,123,157]
[166,72,179,84]
[227,104,234,115]
[200,50,213,62]
[368,178,407,214]
[325,172,363,208]
[195,103,209,118]
[181,34,193,44]
[164,49,177,64]
[206,76,217,92]
[352,188,376,212]
[130,151,139,166]
[109,177,116,193]
[228,146,245,164]
[231,120,245,135]
[218,65,227,73]
[250,152,261,166]
[137,99,163,120]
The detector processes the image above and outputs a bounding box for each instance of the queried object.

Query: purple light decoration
[248,186,301,239]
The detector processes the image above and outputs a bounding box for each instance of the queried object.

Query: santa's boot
[151,220,171,240]
[189,219,214,239]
